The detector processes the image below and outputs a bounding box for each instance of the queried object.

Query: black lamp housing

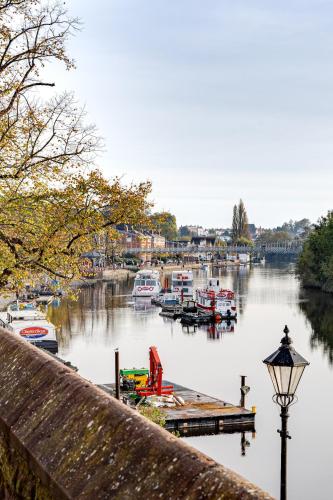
[263,325,309,407]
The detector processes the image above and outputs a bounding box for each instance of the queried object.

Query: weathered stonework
[0,328,274,499]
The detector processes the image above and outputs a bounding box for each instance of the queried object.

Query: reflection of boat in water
[252,256,265,264]
[182,324,197,335]
[132,297,156,312]
[239,253,250,265]
[132,270,162,297]
[202,320,236,339]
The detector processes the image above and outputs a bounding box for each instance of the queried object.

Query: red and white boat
[0,307,58,353]
[195,278,237,319]
[171,270,193,297]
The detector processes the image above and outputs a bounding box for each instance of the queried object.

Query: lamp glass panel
[288,365,305,395]
[277,365,293,394]
[268,365,293,395]
[267,365,279,394]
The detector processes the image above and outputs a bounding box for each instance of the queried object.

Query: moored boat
[0,309,58,353]
[171,270,193,297]
[132,270,162,297]
[195,278,237,319]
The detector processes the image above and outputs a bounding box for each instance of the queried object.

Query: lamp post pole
[279,405,290,500]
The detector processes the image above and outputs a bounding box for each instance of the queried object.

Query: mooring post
[115,348,120,400]
[240,375,247,408]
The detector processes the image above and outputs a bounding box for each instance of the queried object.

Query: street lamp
[263,325,309,500]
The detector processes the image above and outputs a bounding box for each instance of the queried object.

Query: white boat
[195,278,237,318]
[0,309,58,353]
[159,293,180,307]
[132,270,162,297]
[239,253,250,265]
[171,270,193,297]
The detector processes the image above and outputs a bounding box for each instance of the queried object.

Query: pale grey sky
[50,1,333,227]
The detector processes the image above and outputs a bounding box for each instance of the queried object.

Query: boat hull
[196,302,237,319]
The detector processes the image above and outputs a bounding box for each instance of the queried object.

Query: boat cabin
[171,271,193,296]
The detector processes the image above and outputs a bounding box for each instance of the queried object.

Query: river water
[48,263,333,499]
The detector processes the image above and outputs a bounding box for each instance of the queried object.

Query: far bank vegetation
[297,211,333,293]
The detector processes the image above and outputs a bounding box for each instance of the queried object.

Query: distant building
[248,224,263,240]
[151,234,166,249]
[191,236,217,247]
[167,239,190,248]
[185,225,208,236]
[217,235,231,243]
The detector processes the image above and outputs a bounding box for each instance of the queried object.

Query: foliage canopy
[0,0,152,290]
[231,199,250,244]
[149,212,178,241]
[297,211,333,293]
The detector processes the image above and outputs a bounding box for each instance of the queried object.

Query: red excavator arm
[136,346,173,397]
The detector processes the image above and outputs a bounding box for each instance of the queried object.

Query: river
[48,263,333,499]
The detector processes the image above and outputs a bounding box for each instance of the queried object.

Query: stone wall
[0,328,274,499]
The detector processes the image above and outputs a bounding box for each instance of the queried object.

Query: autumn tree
[149,212,178,241]
[0,0,152,290]
[232,200,250,243]
[232,205,239,242]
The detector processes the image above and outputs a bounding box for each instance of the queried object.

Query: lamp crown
[281,325,292,346]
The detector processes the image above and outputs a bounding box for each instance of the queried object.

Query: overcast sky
[51,0,333,227]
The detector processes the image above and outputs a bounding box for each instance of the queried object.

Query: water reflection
[45,263,333,499]
[199,320,236,341]
[48,280,135,354]
[299,288,333,365]
[132,297,156,313]
[211,265,253,314]
[241,432,251,456]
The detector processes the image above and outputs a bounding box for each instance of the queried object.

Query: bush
[138,406,166,427]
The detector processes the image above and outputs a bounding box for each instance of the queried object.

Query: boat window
[183,280,193,286]
[221,301,231,306]
[135,279,145,286]
[146,280,156,286]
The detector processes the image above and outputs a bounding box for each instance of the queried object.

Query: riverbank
[74,260,251,287]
